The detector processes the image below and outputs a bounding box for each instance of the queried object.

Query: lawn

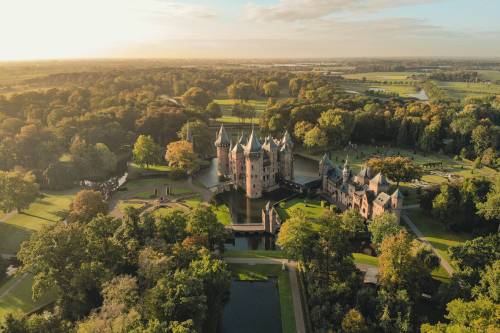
[0,189,78,254]
[436,81,500,100]
[229,264,296,333]
[342,72,421,81]
[0,274,56,320]
[405,209,472,269]
[214,98,268,124]
[339,81,420,97]
[277,198,328,221]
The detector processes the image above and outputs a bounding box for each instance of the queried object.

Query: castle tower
[279,130,294,181]
[231,134,245,189]
[319,153,333,190]
[342,155,350,183]
[391,188,404,223]
[355,165,373,185]
[263,134,279,186]
[369,172,390,195]
[244,128,263,198]
[214,124,230,177]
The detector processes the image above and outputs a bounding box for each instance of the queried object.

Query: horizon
[1,0,499,61]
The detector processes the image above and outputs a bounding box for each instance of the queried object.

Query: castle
[214,124,294,199]
[319,154,403,222]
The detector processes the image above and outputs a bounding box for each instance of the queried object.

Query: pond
[225,234,277,250]
[408,89,429,101]
[222,280,282,333]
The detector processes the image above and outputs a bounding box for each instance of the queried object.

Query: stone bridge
[208,180,234,195]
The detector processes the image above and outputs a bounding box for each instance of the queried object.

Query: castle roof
[392,188,404,199]
[373,192,391,207]
[357,166,373,179]
[245,128,262,154]
[320,153,333,168]
[231,141,244,154]
[265,134,278,150]
[215,124,230,146]
[370,172,389,186]
[281,130,293,147]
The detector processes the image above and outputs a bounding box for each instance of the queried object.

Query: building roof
[320,153,333,169]
[215,124,230,146]
[357,166,373,179]
[266,135,278,150]
[245,128,262,154]
[373,192,391,207]
[392,188,404,199]
[231,141,244,154]
[281,130,293,147]
[370,172,389,186]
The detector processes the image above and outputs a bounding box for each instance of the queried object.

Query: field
[342,72,421,81]
[277,198,329,221]
[214,98,267,124]
[477,70,500,82]
[229,264,296,333]
[405,209,472,269]
[436,81,500,99]
[339,81,421,98]
[0,188,79,320]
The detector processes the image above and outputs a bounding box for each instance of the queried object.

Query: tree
[95,143,117,174]
[263,81,280,97]
[341,309,368,333]
[132,135,161,168]
[276,211,315,261]
[187,206,225,251]
[293,121,314,142]
[181,87,211,109]
[165,140,200,175]
[368,213,402,250]
[177,121,211,157]
[227,82,253,101]
[341,209,366,235]
[318,108,355,148]
[303,126,328,151]
[0,170,39,213]
[68,190,108,223]
[477,175,500,224]
[432,184,459,227]
[471,124,491,156]
[421,298,499,333]
[366,156,422,186]
[205,102,222,119]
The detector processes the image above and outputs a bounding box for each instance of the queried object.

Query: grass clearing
[436,81,500,99]
[277,198,328,221]
[406,209,472,268]
[342,72,421,81]
[0,274,56,320]
[229,264,296,333]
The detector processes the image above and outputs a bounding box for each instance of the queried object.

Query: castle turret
[369,172,390,195]
[279,131,294,181]
[244,128,263,198]
[391,188,404,222]
[319,153,333,190]
[263,134,279,186]
[231,134,245,189]
[215,124,230,177]
[342,155,350,183]
[355,165,373,185]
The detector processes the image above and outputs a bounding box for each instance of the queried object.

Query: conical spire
[392,188,404,199]
[281,130,293,147]
[343,154,349,170]
[215,123,230,147]
[245,127,262,154]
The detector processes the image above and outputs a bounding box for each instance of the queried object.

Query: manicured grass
[0,189,78,254]
[183,195,203,208]
[229,264,296,333]
[115,178,193,201]
[436,81,500,99]
[339,81,420,97]
[214,98,267,124]
[214,204,232,225]
[477,70,500,82]
[406,209,472,269]
[129,162,173,172]
[223,250,288,259]
[353,253,379,266]
[277,198,328,221]
[343,72,421,81]
[216,115,259,124]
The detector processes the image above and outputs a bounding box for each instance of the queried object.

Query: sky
[1,0,499,60]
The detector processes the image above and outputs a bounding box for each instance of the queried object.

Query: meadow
[436,81,500,99]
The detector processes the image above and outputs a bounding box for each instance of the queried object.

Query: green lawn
[436,81,500,100]
[214,98,268,124]
[406,209,472,269]
[277,198,328,221]
[214,204,232,225]
[353,253,379,266]
[0,274,56,319]
[223,250,288,259]
[342,72,421,81]
[229,264,296,333]
[129,162,173,172]
[477,70,500,82]
[339,81,420,97]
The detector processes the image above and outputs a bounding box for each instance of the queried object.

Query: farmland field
[436,81,500,99]
[342,71,421,81]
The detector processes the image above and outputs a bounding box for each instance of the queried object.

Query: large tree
[132,134,162,168]
[368,212,403,250]
[181,87,211,109]
[68,190,108,223]
[366,156,422,186]
[165,140,200,175]
[187,206,226,251]
[0,170,39,213]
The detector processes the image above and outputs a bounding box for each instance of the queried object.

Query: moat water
[222,279,282,333]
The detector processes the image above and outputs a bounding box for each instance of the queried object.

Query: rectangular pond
[222,279,282,333]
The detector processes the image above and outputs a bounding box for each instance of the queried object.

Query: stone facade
[319,154,403,222]
[215,125,294,199]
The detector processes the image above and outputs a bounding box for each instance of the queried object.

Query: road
[224,257,380,333]
[401,214,454,275]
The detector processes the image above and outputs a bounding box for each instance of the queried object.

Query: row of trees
[1,190,229,332]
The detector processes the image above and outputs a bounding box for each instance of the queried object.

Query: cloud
[244,0,439,22]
